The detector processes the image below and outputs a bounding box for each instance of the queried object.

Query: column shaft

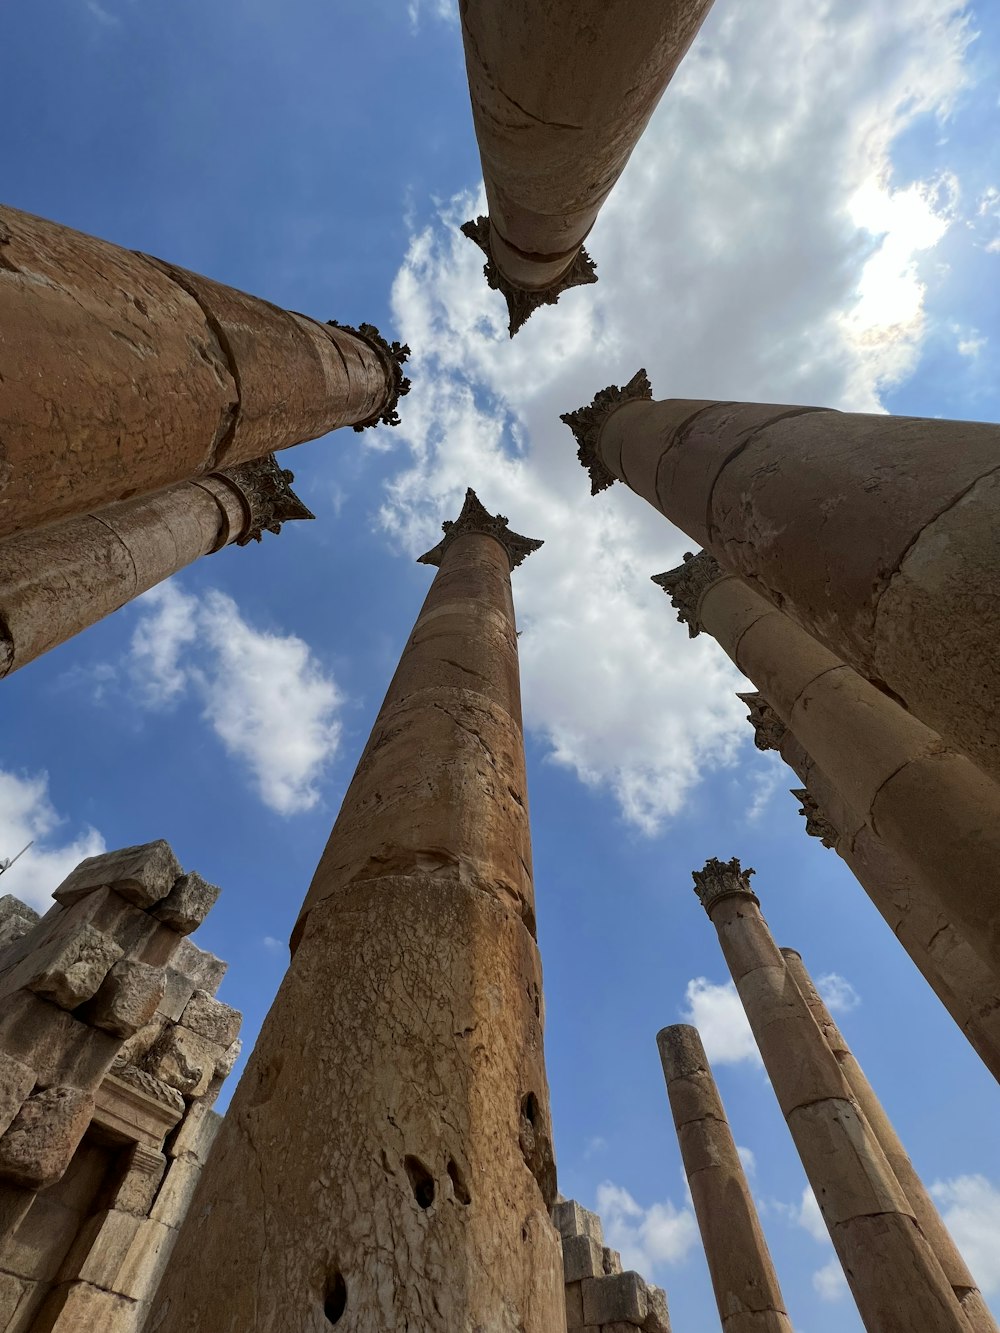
[460,0,714,332]
[0,204,408,540]
[658,1024,792,1333]
[781,949,997,1333]
[0,458,312,677]
[695,860,967,1333]
[565,378,1000,785]
[148,493,564,1332]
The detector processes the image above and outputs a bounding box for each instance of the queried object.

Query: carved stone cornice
[560,369,652,495]
[737,691,787,752]
[461,215,598,338]
[692,857,758,915]
[109,1054,185,1115]
[417,488,542,572]
[325,320,411,429]
[214,455,315,546]
[790,789,839,849]
[651,551,724,638]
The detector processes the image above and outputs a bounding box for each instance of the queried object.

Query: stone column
[0,455,312,677]
[563,373,1000,786]
[654,551,1000,981]
[695,858,967,1333]
[149,490,564,1332]
[0,204,410,541]
[657,1024,792,1333]
[780,948,998,1333]
[740,692,1000,1084]
[459,1,714,335]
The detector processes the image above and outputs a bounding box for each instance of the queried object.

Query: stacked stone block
[0,841,241,1333]
[555,1198,670,1333]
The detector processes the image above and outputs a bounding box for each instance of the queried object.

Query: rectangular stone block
[0,1051,36,1137]
[157,968,197,1022]
[171,938,227,995]
[168,1101,220,1164]
[58,1207,142,1287]
[1,1195,81,1280]
[554,1198,604,1244]
[582,1272,649,1327]
[10,922,123,1011]
[53,841,181,910]
[110,1145,167,1216]
[145,1025,227,1099]
[116,1217,178,1301]
[562,1233,604,1283]
[86,959,166,1038]
[152,872,220,936]
[0,1270,27,1325]
[0,990,119,1090]
[150,1157,202,1227]
[31,1278,141,1333]
[0,1086,95,1188]
[179,989,241,1047]
[565,1280,585,1329]
[645,1284,671,1333]
[215,1038,241,1080]
[602,1246,623,1275]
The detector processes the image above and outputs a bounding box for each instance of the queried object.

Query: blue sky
[3,1,1000,1328]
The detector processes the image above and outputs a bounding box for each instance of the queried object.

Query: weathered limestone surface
[151,491,563,1332]
[656,557,1000,980]
[0,204,409,540]
[657,1025,792,1333]
[555,1198,670,1332]
[781,949,998,1333]
[0,456,312,678]
[459,2,714,333]
[564,376,1000,785]
[696,858,968,1333]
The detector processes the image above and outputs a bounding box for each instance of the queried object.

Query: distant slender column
[654,552,1000,980]
[150,491,564,1332]
[740,692,1000,1083]
[459,1,714,335]
[0,204,409,540]
[0,456,312,676]
[657,1024,792,1333]
[695,858,967,1333]
[563,373,1000,786]
[781,948,998,1333]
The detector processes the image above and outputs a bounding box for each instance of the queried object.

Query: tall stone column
[695,858,967,1333]
[459,1,714,335]
[0,204,409,541]
[0,456,312,677]
[563,373,1000,786]
[149,490,565,1332]
[780,948,998,1333]
[657,1024,792,1333]
[654,551,1000,981]
[740,692,1000,1084]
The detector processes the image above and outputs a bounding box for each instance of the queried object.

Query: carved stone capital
[417,488,542,572]
[216,455,315,546]
[692,857,758,915]
[325,320,411,429]
[790,789,839,849]
[737,692,787,752]
[461,215,598,338]
[560,369,652,494]
[651,550,724,637]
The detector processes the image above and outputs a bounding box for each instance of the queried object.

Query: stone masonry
[555,1198,670,1333]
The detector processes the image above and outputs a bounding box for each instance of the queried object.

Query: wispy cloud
[816,972,861,1015]
[595,1181,698,1276]
[679,977,762,1066]
[931,1174,1000,1293]
[0,769,105,913]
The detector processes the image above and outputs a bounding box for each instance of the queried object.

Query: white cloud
[0,770,105,913]
[736,1145,757,1179]
[262,935,284,952]
[796,1186,830,1244]
[596,1181,698,1276]
[128,583,343,815]
[816,972,861,1015]
[680,977,762,1067]
[931,1175,1000,1294]
[957,329,986,357]
[745,755,783,822]
[583,1136,607,1160]
[812,1256,849,1302]
[407,0,455,33]
[381,0,972,832]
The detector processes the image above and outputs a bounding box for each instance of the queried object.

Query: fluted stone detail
[325,319,411,429]
[738,691,787,751]
[218,455,314,546]
[692,857,758,915]
[461,216,598,338]
[561,369,652,494]
[652,550,724,637]
[418,487,543,571]
[791,788,839,849]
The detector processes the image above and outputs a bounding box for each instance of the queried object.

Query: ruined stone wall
[555,1198,670,1333]
[0,844,241,1333]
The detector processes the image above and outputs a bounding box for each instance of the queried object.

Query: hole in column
[404,1155,435,1209]
[521,1092,537,1126]
[324,1271,347,1324]
[447,1158,471,1205]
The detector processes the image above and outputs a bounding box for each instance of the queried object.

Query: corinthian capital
[417,488,542,572]
[651,551,724,638]
[737,692,786,752]
[790,789,839,849]
[325,320,411,429]
[692,857,758,915]
[218,456,314,545]
[560,369,652,494]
